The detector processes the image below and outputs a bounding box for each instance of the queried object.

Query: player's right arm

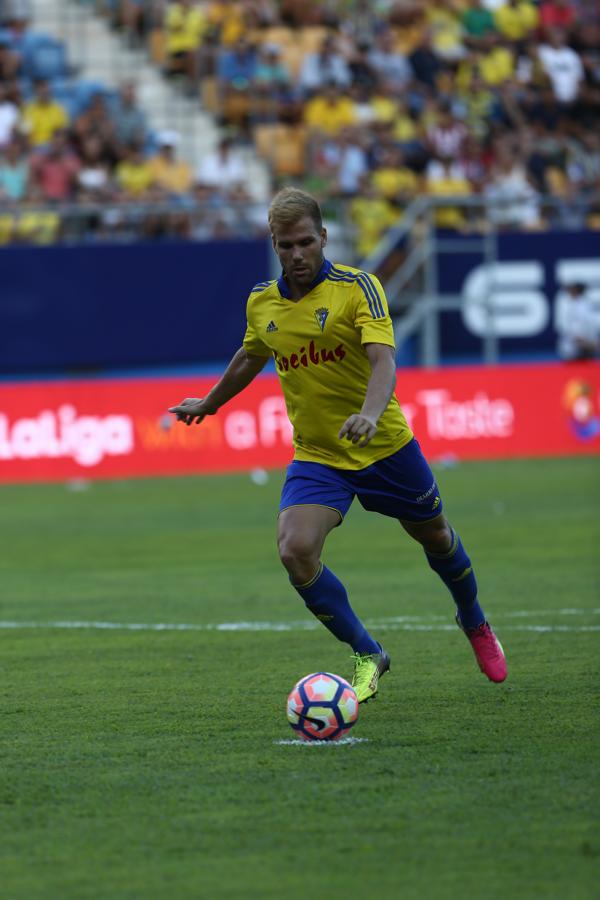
[168,346,269,426]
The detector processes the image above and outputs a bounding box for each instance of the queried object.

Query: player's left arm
[338,343,396,447]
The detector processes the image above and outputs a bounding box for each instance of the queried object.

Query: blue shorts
[279,438,443,524]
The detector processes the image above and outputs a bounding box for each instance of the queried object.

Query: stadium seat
[148,28,166,66]
[22,33,68,80]
[279,44,305,80]
[259,26,295,48]
[254,124,307,177]
[273,126,307,176]
[254,123,279,161]
[299,27,331,53]
[73,80,110,115]
[201,77,219,113]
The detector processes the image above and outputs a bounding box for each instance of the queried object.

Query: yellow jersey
[243,260,413,469]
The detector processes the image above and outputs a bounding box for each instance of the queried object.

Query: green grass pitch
[1,456,599,899]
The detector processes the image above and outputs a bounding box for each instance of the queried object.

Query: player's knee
[407,515,453,554]
[278,532,319,577]
[423,518,454,554]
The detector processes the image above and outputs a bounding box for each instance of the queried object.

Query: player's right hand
[168,398,212,426]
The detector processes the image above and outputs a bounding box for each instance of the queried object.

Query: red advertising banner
[0,362,598,483]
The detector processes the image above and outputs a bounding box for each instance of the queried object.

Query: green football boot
[350,648,391,703]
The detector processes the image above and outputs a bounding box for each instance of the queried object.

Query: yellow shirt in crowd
[22,100,69,146]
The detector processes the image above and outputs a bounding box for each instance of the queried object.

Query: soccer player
[169,187,507,701]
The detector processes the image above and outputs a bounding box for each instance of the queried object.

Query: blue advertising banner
[436,230,600,360]
[0,239,271,373]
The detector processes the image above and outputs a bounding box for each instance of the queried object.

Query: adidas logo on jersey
[266,320,278,333]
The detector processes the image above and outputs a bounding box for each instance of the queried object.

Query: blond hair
[268,187,323,235]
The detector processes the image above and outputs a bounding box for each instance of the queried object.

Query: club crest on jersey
[266,320,278,333]
[314,307,329,332]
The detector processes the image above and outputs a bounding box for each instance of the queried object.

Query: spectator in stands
[548,179,588,229]
[455,73,498,139]
[13,205,60,245]
[0,135,28,200]
[316,127,368,198]
[22,78,68,147]
[225,181,268,235]
[190,179,228,238]
[253,42,293,123]
[0,30,20,78]
[164,0,207,89]
[195,135,247,189]
[457,33,515,87]
[369,81,401,128]
[566,130,600,193]
[216,36,257,128]
[304,81,356,136]
[148,130,193,196]
[349,174,399,258]
[115,143,154,198]
[113,81,147,152]
[484,147,543,228]
[426,101,468,160]
[425,155,473,229]
[462,0,497,43]
[409,30,443,89]
[538,29,584,103]
[76,135,113,202]
[72,92,117,162]
[30,129,80,201]
[206,0,246,48]
[556,281,599,361]
[0,81,19,147]
[367,30,412,92]
[371,145,420,207]
[340,0,383,46]
[539,0,577,36]
[424,0,465,62]
[347,41,379,94]
[299,34,351,97]
[494,0,539,43]
[459,135,491,190]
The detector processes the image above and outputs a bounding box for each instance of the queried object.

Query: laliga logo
[562,380,600,441]
[0,405,134,466]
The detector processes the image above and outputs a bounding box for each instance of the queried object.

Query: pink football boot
[457,616,507,683]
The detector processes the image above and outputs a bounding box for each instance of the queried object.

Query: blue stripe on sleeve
[357,274,384,319]
[360,273,386,318]
[327,267,386,319]
[355,276,377,318]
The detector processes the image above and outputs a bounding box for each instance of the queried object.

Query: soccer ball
[286,672,359,742]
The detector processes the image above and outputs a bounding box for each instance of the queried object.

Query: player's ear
[321,227,327,248]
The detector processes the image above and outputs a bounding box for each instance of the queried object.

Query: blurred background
[0,0,599,482]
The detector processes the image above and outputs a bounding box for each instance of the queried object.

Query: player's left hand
[339,414,378,447]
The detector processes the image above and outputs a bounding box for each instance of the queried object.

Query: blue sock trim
[426,529,485,628]
[292,564,380,654]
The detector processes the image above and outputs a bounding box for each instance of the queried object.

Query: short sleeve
[242,296,271,357]
[352,272,396,348]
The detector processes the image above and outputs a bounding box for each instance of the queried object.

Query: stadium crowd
[0,0,599,252]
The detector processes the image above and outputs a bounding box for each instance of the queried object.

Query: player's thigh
[277,504,341,561]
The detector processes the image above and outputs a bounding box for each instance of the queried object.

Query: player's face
[272,216,327,291]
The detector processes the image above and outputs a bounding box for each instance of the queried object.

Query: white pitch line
[0,613,599,634]
[274,737,369,747]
